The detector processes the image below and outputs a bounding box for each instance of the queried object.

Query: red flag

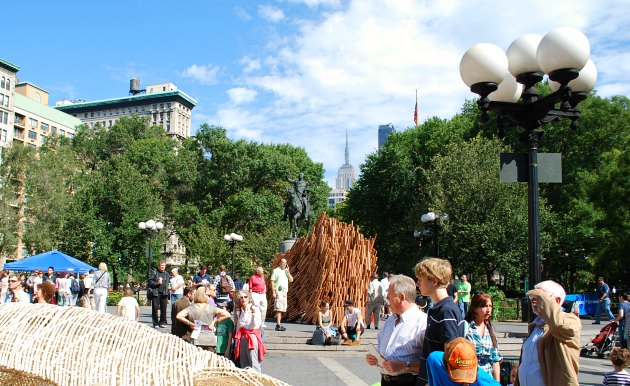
[413,89,418,127]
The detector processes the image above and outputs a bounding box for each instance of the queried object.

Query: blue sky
[5,0,630,186]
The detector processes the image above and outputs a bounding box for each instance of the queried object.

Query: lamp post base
[279,239,296,253]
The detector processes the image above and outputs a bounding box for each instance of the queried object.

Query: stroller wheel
[598,352,605,359]
[580,348,587,357]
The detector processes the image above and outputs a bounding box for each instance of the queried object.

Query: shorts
[274,289,287,312]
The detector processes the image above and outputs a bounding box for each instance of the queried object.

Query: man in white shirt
[4,274,30,303]
[339,299,365,345]
[169,268,185,304]
[381,272,391,319]
[366,273,384,329]
[365,275,428,386]
[84,269,94,294]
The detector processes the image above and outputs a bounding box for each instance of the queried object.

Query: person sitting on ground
[517,280,581,386]
[414,257,465,385]
[34,281,56,304]
[339,299,365,346]
[117,288,140,321]
[311,300,337,345]
[603,347,630,386]
[176,287,231,351]
[464,293,502,382]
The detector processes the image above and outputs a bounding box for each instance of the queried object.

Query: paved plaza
[111,304,614,385]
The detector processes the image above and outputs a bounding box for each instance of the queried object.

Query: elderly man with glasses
[5,274,30,303]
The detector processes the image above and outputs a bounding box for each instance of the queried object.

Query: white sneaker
[262,324,268,328]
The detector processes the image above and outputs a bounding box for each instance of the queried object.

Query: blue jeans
[458,300,469,319]
[595,298,614,323]
[171,293,182,304]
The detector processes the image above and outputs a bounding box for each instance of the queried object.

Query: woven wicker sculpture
[0,303,288,386]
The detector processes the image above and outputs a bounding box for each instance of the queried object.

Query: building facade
[328,132,356,208]
[55,80,196,139]
[0,59,19,151]
[378,123,395,149]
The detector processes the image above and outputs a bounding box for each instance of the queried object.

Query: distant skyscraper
[378,123,395,148]
[329,131,356,208]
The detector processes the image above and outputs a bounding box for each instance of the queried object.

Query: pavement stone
[107,304,614,385]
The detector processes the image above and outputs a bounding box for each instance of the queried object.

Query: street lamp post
[420,212,449,257]
[460,27,596,293]
[139,219,164,278]
[223,233,243,279]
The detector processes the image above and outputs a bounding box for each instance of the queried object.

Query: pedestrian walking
[270,258,293,331]
[594,276,615,324]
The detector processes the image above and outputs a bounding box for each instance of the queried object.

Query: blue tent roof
[3,250,97,274]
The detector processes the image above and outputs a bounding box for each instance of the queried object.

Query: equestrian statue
[284,173,312,238]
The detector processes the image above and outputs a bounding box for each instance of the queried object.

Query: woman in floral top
[464,293,502,381]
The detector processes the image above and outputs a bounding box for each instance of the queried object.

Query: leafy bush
[106,290,125,306]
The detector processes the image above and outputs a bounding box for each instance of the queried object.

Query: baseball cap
[443,337,478,384]
[344,300,355,307]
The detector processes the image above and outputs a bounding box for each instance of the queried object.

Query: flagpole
[414,89,419,128]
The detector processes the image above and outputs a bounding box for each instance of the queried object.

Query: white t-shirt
[58,277,71,294]
[170,275,185,295]
[118,296,139,320]
[345,307,365,327]
[34,277,43,293]
[84,274,94,290]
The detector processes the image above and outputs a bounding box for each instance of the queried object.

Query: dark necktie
[394,314,401,327]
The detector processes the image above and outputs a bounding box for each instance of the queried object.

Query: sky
[5,0,630,187]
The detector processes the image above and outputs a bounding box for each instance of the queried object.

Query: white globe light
[234,234,244,242]
[146,220,155,229]
[549,58,597,92]
[421,212,437,223]
[537,27,590,74]
[224,234,232,241]
[138,222,146,230]
[489,72,524,102]
[506,34,543,77]
[460,43,509,87]
[156,222,164,230]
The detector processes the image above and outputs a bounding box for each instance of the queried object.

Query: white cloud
[180,64,220,85]
[259,5,285,22]
[227,87,258,104]
[234,6,252,21]
[209,0,630,187]
[285,0,341,7]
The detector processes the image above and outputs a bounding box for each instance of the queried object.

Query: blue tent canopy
[3,250,97,274]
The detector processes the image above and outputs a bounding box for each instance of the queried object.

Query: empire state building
[329,132,356,207]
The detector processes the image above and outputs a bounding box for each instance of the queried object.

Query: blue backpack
[70,278,80,294]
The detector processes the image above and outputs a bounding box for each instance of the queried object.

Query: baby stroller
[580,320,618,358]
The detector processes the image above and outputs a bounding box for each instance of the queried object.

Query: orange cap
[443,337,478,384]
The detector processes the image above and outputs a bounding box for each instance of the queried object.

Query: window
[27,143,36,148]
[60,130,66,136]
[41,123,49,132]
[51,126,57,134]
[66,132,73,139]
[40,134,46,143]
[109,120,112,127]
[159,112,163,120]
[0,77,4,88]
[28,130,37,140]
[3,95,8,107]
[84,113,88,118]
[167,103,171,108]
[166,112,170,120]
[153,113,157,121]
[1,129,6,142]
[5,79,9,90]
[160,104,164,108]
[0,94,3,106]
[2,112,7,124]
[97,112,101,117]
[29,118,38,128]
[90,112,94,118]
[166,124,170,132]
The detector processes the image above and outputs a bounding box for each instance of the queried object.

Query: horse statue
[284,173,312,238]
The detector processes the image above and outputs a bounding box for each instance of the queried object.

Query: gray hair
[388,275,417,302]
[535,280,566,304]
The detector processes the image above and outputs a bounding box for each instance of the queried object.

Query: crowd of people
[2,256,629,385]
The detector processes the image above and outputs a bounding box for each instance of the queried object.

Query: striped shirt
[377,305,427,375]
[604,370,630,385]
[417,297,465,383]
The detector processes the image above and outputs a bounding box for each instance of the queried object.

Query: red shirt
[247,274,266,293]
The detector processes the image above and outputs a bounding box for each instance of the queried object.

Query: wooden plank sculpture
[0,303,289,386]
[268,212,378,326]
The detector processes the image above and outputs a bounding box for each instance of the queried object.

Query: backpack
[70,278,79,294]
[219,275,231,295]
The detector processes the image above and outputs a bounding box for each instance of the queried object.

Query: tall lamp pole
[139,219,164,278]
[420,212,449,257]
[224,233,243,278]
[460,27,596,294]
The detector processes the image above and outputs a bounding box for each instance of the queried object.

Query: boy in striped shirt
[414,258,465,385]
[604,347,630,385]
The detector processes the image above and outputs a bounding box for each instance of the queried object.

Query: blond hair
[414,257,452,288]
[193,288,209,304]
